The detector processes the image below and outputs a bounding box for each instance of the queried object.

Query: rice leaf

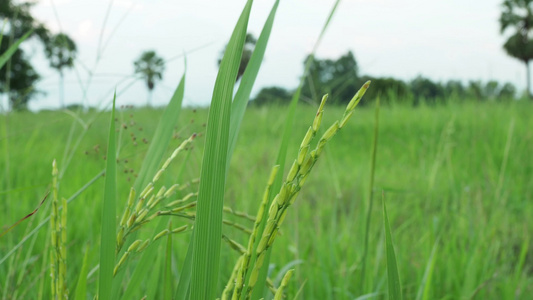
[383,195,403,300]
[163,221,173,300]
[174,230,195,300]
[249,2,341,298]
[98,93,117,300]
[189,1,253,299]
[227,0,280,163]
[74,245,90,300]
[118,71,187,299]
[416,238,439,300]
[0,30,32,70]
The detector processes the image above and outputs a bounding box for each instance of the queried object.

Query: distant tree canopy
[499,0,533,98]
[134,50,165,106]
[0,0,77,110]
[302,51,359,104]
[253,51,520,106]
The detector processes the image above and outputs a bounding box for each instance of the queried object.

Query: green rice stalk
[222,256,244,300]
[273,269,294,300]
[246,82,370,299]
[360,96,380,291]
[232,165,279,300]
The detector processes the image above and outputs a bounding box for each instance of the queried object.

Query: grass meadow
[1,100,532,299]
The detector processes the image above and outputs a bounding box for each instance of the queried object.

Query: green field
[1,100,532,299]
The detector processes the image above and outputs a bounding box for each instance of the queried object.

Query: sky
[6,0,527,110]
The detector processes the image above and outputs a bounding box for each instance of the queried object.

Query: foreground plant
[226,81,371,299]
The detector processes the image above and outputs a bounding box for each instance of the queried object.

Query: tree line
[252,50,522,106]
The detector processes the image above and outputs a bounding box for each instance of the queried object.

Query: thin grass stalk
[360,96,380,292]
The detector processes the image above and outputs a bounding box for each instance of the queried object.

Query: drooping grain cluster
[226,81,371,300]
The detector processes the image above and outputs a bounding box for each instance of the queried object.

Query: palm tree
[500,0,533,98]
[133,50,165,106]
[44,33,77,108]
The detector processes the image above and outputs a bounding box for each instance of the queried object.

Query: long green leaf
[74,245,90,300]
[227,0,280,163]
[98,93,117,300]
[117,71,187,299]
[175,230,195,300]
[249,2,341,298]
[416,238,439,300]
[0,30,32,70]
[189,1,253,299]
[383,196,403,300]
[163,221,173,300]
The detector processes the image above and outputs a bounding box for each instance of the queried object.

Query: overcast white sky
[12,0,526,110]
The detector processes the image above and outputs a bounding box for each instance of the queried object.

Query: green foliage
[0,34,39,110]
[44,33,77,74]
[0,0,77,109]
[499,0,533,97]
[252,86,291,106]
[302,51,359,104]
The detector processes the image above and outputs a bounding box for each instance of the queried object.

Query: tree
[0,37,39,110]
[252,86,291,106]
[44,33,77,108]
[357,76,410,105]
[500,0,533,98]
[302,51,359,104]
[218,33,256,83]
[409,76,444,104]
[1,0,76,110]
[133,50,165,106]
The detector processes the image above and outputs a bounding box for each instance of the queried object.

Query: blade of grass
[227,0,280,164]
[98,93,117,300]
[174,230,195,300]
[248,2,341,298]
[0,30,32,70]
[163,221,173,300]
[383,193,402,300]
[74,245,90,300]
[190,1,253,299]
[415,238,439,300]
[360,96,380,291]
[0,170,104,266]
[116,70,187,299]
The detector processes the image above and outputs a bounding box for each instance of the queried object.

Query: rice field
[1,99,532,299]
